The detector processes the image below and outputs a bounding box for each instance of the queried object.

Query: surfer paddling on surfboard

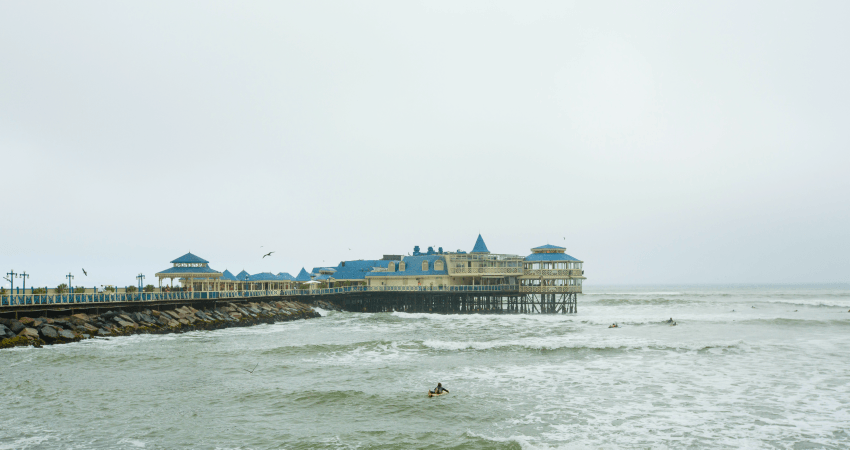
[428,383,449,397]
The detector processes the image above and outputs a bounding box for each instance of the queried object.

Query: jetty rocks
[0,300,320,349]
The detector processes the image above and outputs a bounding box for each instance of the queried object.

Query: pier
[2,235,584,316]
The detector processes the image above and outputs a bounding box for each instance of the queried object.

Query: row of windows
[387,260,445,272]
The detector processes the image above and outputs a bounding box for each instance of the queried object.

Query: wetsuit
[432,385,448,394]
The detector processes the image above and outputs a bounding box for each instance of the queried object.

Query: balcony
[521,269,584,277]
[447,266,524,276]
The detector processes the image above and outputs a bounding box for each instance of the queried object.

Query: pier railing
[0,284,524,308]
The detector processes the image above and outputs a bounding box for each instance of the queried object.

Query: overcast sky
[1,1,848,288]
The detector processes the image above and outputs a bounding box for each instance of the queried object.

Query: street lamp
[136,273,145,291]
[20,271,29,293]
[66,273,75,293]
[6,270,17,292]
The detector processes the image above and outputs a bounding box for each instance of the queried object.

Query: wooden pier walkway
[1,285,578,316]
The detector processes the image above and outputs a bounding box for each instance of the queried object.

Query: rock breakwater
[0,300,319,349]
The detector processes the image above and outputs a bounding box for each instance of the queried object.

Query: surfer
[608,323,618,328]
[429,383,449,396]
[666,317,674,323]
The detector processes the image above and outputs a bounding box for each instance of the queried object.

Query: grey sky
[1,1,848,287]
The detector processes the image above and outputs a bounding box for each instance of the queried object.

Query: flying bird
[3,277,10,283]
[82,268,87,276]
[244,363,258,374]
[263,251,274,258]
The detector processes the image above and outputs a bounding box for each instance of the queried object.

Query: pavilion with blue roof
[155,252,223,291]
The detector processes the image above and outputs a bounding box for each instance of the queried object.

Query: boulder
[18,327,39,339]
[230,312,243,320]
[39,326,59,340]
[0,324,13,339]
[119,314,136,323]
[178,318,190,325]
[116,320,137,328]
[97,328,111,336]
[38,317,54,324]
[18,317,35,326]
[53,320,73,328]
[58,329,76,340]
[82,323,99,333]
[9,320,25,333]
[167,320,180,327]
[71,313,90,323]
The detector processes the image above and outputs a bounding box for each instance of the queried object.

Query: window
[388,262,395,272]
[399,262,406,271]
[422,261,429,271]
[435,260,444,271]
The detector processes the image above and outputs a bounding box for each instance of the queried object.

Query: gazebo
[155,252,223,291]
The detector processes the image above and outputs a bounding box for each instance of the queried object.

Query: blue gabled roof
[471,234,490,254]
[249,272,280,281]
[222,270,238,281]
[170,252,209,264]
[156,266,221,275]
[236,270,250,281]
[295,268,312,282]
[331,260,392,280]
[315,274,332,281]
[525,253,579,262]
[366,255,448,278]
[532,244,566,251]
[278,272,296,281]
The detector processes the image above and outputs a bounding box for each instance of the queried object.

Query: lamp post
[66,273,74,293]
[136,273,145,291]
[20,271,29,292]
[244,274,250,293]
[6,270,17,292]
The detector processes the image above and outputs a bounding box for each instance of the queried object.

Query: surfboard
[428,391,448,397]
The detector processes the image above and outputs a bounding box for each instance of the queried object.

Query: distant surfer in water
[608,323,618,328]
[666,318,674,323]
[429,383,449,396]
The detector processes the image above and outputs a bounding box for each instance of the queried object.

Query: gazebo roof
[531,244,566,251]
[155,266,222,276]
[524,253,580,262]
[236,270,250,281]
[170,252,209,264]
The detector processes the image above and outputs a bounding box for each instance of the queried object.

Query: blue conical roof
[471,234,490,254]
[170,252,209,264]
[295,267,312,282]
[236,270,250,281]
[222,270,238,281]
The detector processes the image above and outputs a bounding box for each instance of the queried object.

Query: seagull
[244,363,258,374]
[82,268,87,276]
[263,251,274,258]
[2,277,10,283]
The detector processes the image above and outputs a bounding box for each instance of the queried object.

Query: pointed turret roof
[471,234,490,254]
[170,252,209,264]
[295,267,312,282]
[236,270,250,281]
[222,270,238,281]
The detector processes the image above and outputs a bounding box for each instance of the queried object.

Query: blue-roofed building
[155,253,222,291]
[295,268,312,283]
[330,260,392,284]
[366,252,452,288]
[519,244,585,293]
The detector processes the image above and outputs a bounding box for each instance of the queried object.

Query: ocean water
[1,285,849,449]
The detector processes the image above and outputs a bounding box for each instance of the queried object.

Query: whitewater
[1,284,849,449]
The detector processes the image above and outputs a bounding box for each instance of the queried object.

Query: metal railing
[0,284,526,308]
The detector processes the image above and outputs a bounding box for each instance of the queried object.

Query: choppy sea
[2,284,849,449]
